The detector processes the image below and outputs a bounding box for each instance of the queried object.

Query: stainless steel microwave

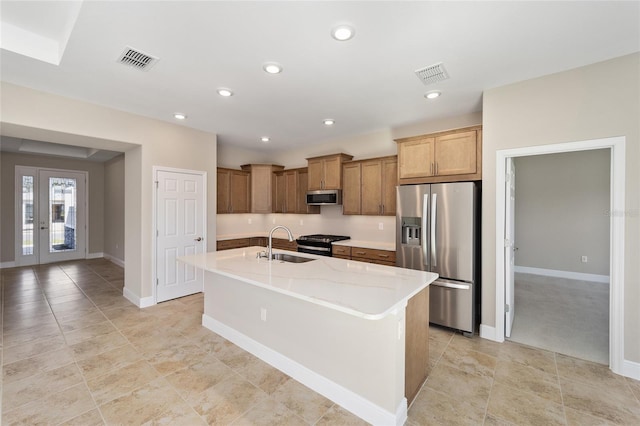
[306,189,342,205]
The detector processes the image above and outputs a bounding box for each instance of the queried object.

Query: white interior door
[156,169,205,302]
[505,158,516,337]
[15,167,87,265]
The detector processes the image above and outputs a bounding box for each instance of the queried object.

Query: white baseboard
[123,287,155,308]
[480,324,503,342]
[202,314,406,426]
[515,266,609,283]
[0,261,17,269]
[622,359,640,381]
[104,253,125,268]
[86,252,104,259]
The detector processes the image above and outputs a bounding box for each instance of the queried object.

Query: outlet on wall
[378,222,384,230]
[581,255,588,263]
[248,218,252,225]
[260,307,267,322]
[300,219,304,226]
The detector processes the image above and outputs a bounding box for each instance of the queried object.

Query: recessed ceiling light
[217,88,234,97]
[173,113,187,120]
[323,119,335,126]
[261,137,270,143]
[331,24,355,41]
[424,91,441,100]
[263,62,283,74]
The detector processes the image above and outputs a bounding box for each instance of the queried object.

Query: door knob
[194,237,203,241]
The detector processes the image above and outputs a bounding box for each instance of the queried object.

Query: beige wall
[514,149,610,276]
[0,151,105,262]
[1,82,218,303]
[104,154,125,262]
[483,53,639,362]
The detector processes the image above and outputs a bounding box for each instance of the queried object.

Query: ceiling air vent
[117,46,159,71]
[415,62,449,86]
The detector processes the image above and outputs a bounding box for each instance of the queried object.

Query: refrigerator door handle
[422,193,429,266]
[431,193,437,267]
[432,280,471,290]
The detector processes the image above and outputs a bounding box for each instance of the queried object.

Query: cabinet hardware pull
[435,162,438,175]
[355,251,366,255]
[378,254,389,258]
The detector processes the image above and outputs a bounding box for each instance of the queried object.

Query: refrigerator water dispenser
[401,217,421,246]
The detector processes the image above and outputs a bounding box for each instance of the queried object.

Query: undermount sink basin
[271,253,316,263]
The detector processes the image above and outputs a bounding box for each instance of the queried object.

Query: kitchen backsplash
[216,205,395,243]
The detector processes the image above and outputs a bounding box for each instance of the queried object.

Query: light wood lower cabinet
[331,245,396,266]
[405,286,429,405]
[217,238,251,251]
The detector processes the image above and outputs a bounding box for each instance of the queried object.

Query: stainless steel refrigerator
[396,182,479,335]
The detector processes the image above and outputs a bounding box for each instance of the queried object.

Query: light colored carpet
[507,273,609,365]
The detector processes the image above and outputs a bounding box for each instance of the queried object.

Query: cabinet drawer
[351,247,396,264]
[271,238,298,251]
[332,246,352,257]
[217,238,251,251]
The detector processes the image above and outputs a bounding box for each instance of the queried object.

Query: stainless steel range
[296,234,350,257]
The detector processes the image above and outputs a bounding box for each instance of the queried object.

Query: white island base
[180,248,436,425]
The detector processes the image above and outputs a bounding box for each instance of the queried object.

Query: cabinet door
[217,169,231,214]
[249,165,274,213]
[229,171,250,213]
[285,171,297,213]
[342,162,361,215]
[361,160,382,215]
[307,159,323,190]
[274,172,285,213]
[398,138,435,179]
[296,170,319,214]
[434,131,477,176]
[381,157,397,216]
[323,157,342,189]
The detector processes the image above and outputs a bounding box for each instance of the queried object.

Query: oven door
[297,244,332,257]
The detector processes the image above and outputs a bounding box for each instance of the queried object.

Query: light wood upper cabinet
[306,153,353,190]
[342,156,397,216]
[241,164,284,213]
[396,126,482,184]
[217,168,251,214]
[342,162,361,215]
[274,168,320,214]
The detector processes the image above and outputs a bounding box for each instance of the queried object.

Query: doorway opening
[507,150,610,364]
[494,136,625,375]
[15,166,88,265]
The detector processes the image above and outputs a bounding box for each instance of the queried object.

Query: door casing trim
[489,136,625,376]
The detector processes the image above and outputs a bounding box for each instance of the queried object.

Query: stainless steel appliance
[296,234,350,256]
[306,189,342,206]
[396,182,479,335]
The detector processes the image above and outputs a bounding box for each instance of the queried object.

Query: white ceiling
[1,1,639,154]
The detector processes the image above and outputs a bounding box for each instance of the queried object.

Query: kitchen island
[179,247,437,425]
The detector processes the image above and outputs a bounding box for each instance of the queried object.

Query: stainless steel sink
[271,253,316,263]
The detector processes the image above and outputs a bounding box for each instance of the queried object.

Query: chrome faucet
[268,225,294,261]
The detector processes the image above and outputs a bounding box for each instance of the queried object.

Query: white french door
[15,167,87,266]
[155,169,205,303]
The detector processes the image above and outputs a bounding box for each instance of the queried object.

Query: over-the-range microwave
[306,189,342,205]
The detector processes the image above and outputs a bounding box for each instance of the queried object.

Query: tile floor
[1,259,639,425]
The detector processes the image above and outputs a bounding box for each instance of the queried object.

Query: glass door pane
[48,177,77,253]
[21,175,35,255]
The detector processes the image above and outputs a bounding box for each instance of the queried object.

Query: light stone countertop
[179,247,436,320]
